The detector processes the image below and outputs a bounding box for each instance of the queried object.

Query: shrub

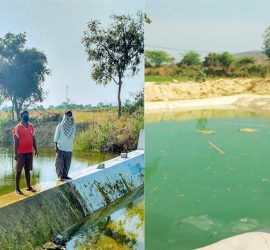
[74,122,116,151]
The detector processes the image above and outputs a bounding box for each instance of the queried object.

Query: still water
[66,189,144,250]
[146,109,270,250]
[0,146,145,249]
[0,147,116,196]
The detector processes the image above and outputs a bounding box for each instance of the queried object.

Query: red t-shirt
[13,122,35,154]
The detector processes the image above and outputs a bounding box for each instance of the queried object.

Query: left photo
[0,1,144,249]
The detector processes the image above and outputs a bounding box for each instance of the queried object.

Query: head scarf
[61,114,75,138]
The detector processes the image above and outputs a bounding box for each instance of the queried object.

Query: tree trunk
[13,98,21,121]
[11,104,15,122]
[15,106,20,122]
[117,80,122,118]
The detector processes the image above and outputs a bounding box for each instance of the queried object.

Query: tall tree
[263,26,270,60]
[82,12,144,117]
[0,33,50,121]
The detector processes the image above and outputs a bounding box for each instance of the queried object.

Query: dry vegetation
[0,109,143,153]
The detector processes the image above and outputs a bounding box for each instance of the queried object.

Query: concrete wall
[0,150,144,250]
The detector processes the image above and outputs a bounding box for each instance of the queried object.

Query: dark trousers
[15,153,33,190]
[55,150,72,178]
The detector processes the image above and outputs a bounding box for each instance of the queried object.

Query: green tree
[82,12,143,117]
[203,53,220,68]
[0,33,50,121]
[203,52,222,75]
[180,51,201,66]
[145,50,174,67]
[203,52,234,76]
[263,26,270,60]
[219,52,234,70]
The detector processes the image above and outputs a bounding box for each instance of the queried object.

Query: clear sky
[0,0,144,107]
[145,0,270,60]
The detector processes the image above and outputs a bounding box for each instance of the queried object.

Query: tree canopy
[203,52,235,76]
[263,26,270,61]
[180,51,201,66]
[82,12,144,117]
[145,50,174,67]
[0,33,50,120]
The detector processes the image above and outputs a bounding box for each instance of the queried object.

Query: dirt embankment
[145,78,270,102]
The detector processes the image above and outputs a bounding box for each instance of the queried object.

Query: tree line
[145,26,270,81]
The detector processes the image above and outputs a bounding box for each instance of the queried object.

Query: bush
[74,122,116,152]
[229,62,268,77]
[170,66,183,75]
[195,70,207,82]
[144,67,160,76]
[73,110,144,153]
[122,91,144,115]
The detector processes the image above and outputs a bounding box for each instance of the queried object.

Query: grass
[145,75,193,83]
[144,75,262,84]
[73,108,144,152]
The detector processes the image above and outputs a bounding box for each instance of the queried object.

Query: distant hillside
[234,50,268,64]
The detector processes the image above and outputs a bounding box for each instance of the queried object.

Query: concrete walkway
[0,150,143,208]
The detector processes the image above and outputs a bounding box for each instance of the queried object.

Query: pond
[65,188,144,250]
[0,146,116,196]
[145,109,270,250]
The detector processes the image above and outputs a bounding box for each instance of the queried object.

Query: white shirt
[54,123,76,152]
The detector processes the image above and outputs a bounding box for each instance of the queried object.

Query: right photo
[145,1,270,250]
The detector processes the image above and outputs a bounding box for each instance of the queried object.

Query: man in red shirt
[13,110,38,195]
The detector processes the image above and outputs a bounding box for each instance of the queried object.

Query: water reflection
[0,147,116,196]
[145,109,270,122]
[196,118,208,131]
[66,191,144,250]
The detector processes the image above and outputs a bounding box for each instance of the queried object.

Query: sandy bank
[146,94,270,111]
[145,78,270,111]
[145,78,270,101]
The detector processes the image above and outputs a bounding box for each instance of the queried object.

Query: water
[145,109,270,250]
[0,147,116,196]
[0,146,144,249]
[66,189,144,250]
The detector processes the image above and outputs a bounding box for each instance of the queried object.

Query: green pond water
[66,189,144,250]
[0,146,116,196]
[145,109,270,250]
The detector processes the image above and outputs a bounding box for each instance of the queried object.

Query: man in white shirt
[54,111,76,181]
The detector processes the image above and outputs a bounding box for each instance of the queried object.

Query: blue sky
[145,0,270,60]
[0,0,144,106]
